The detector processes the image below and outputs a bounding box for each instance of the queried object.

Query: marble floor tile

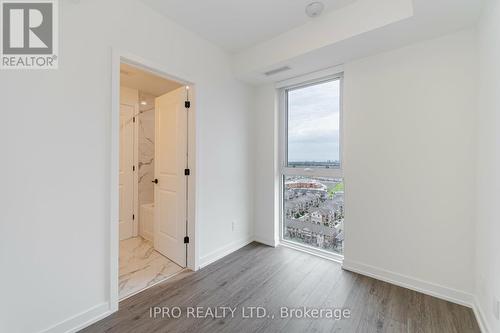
[119,236,183,299]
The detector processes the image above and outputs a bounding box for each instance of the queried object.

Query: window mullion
[282,167,343,178]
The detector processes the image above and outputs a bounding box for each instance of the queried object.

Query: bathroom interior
[119,63,185,299]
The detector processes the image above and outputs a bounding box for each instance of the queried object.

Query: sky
[288,80,340,162]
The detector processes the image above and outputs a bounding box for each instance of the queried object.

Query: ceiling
[232,0,484,83]
[138,0,483,84]
[120,63,182,96]
[140,0,357,52]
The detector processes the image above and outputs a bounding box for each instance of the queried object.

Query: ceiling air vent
[264,66,291,76]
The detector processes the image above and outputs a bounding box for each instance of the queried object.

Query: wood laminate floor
[82,243,480,333]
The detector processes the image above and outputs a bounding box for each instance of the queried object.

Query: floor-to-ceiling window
[280,74,344,258]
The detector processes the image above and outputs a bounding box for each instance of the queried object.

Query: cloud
[287,80,341,161]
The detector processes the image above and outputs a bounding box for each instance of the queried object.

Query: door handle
[152,179,158,184]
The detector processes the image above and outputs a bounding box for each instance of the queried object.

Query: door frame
[110,49,198,311]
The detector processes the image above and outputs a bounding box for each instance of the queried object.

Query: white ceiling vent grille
[264,66,291,76]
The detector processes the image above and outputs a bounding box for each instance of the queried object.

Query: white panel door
[119,101,135,240]
[154,87,187,267]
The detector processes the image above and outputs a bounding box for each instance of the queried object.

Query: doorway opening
[117,62,193,300]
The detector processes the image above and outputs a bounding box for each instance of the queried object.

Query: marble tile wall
[138,92,155,207]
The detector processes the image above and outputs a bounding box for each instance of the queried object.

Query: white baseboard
[198,235,254,269]
[39,302,114,333]
[473,296,492,333]
[253,235,278,247]
[342,259,474,308]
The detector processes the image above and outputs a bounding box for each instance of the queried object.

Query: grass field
[328,182,344,198]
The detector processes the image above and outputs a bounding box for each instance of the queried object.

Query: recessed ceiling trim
[140,0,357,52]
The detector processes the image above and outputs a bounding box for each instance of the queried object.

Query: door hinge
[184,236,189,244]
[184,168,190,176]
[132,165,135,171]
[133,116,136,123]
[185,101,190,109]
[132,214,135,220]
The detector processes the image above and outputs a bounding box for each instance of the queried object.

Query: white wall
[0,1,254,332]
[253,84,279,246]
[342,29,477,303]
[475,0,500,331]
